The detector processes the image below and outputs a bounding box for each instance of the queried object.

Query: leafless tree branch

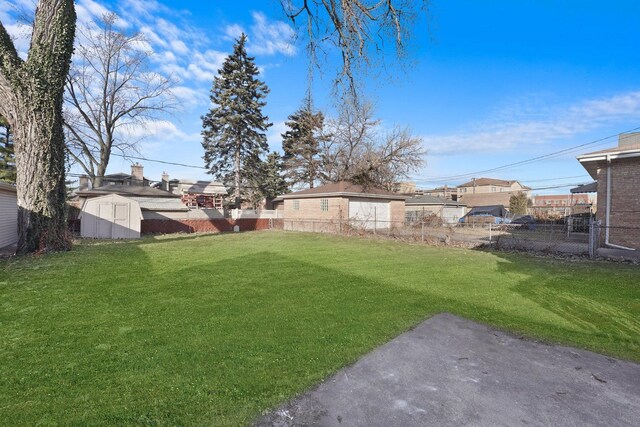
[64,12,176,186]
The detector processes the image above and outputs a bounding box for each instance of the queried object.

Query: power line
[109,152,207,170]
[420,126,640,183]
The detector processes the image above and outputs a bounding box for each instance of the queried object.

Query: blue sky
[2,0,640,194]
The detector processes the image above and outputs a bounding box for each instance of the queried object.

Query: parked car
[510,215,537,230]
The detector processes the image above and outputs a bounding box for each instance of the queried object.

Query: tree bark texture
[0,0,76,253]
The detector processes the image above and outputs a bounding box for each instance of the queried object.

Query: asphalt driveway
[256,313,640,426]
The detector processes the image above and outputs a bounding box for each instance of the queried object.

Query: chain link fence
[270,216,640,260]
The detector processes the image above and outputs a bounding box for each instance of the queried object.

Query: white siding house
[80,194,143,239]
[0,182,18,248]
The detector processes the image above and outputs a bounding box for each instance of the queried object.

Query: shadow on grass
[481,251,640,359]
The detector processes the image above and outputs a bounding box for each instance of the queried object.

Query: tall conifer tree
[201,34,272,207]
[281,99,327,189]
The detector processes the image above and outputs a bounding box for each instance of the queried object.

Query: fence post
[489,222,492,245]
[421,222,424,242]
[588,218,595,259]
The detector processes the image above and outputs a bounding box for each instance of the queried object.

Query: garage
[349,198,390,229]
[80,194,142,239]
[0,182,18,248]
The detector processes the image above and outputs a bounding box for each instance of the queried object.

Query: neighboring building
[457,178,531,198]
[531,194,593,217]
[577,132,640,250]
[0,182,17,248]
[405,195,466,224]
[457,178,531,208]
[279,181,407,230]
[420,186,458,201]
[159,174,227,210]
[101,163,150,187]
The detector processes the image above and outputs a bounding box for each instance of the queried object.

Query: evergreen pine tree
[201,34,272,208]
[259,152,289,201]
[281,99,327,188]
[0,116,16,184]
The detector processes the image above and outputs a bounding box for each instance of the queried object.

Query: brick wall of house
[141,218,271,234]
[284,197,348,221]
[389,200,406,224]
[609,158,640,249]
[596,158,640,249]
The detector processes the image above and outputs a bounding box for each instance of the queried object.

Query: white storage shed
[79,194,143,239]
[0,182,18,248]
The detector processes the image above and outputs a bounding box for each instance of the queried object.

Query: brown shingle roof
[281,181,406,200]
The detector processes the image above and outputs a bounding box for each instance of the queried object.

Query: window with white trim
[293,200,300,211]
[320,199,329,211]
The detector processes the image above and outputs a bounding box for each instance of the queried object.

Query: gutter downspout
[604,154,636,251]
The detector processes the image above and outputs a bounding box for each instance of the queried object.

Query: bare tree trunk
[234,144,241,208]
[0,0,76,254]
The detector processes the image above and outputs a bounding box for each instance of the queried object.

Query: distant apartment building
[456,178,531,208]
[420,186,458,201]
[530,194,593,217]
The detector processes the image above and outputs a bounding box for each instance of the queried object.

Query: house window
[320,199,329,211]
[293,200,300,211]
[491,187,496,192]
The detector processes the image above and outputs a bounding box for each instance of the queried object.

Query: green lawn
[1,231,639,425]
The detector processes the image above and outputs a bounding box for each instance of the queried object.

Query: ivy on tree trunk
[0,0,76,254]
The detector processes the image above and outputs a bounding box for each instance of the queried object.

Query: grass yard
[1,231,639,425]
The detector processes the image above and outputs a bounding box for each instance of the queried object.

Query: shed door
[348,200,389,228]
[112,204,130,238]
[96,203,113,238]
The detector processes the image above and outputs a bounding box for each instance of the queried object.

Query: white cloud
[172,86,209,107]
[224,24,245,41]
[423,91,640,155]
[266,120,287,152]
[247,11,297,57]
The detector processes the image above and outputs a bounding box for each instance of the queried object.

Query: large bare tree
[0,0,76,254]
[281,0,427,98]
[65,13,174,188]
[321,101,425,190]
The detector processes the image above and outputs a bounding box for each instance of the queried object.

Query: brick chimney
[79,175,90,191]
[161,172,170,192]
[619,132,640,149]
[131,163,144,186]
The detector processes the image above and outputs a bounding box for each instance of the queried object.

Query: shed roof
[280,181,407,200]
[131,197,189,211]
[570,182,598,194]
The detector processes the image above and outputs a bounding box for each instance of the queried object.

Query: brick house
[280,181,407,230]
[577,132,640,250]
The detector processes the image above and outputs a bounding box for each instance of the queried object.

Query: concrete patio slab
[256,313,640,426]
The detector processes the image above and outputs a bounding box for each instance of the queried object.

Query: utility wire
[420,126,640,183]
